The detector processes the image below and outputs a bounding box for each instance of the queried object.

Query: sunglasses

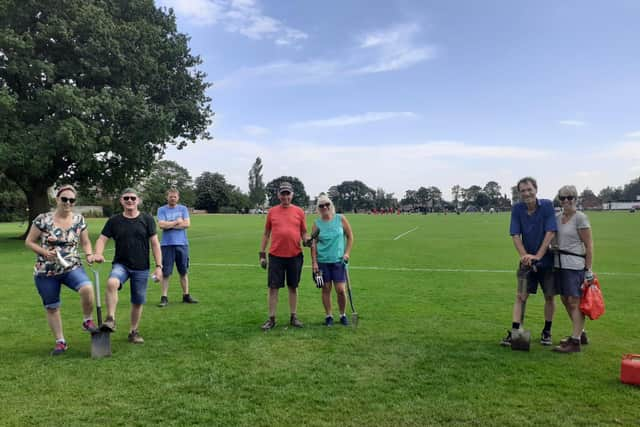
[60,197,76,204]
[123,196,137,201]
[559,196,575,201]
[318,203,331,208]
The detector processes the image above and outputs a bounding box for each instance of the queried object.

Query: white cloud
[243,125,270,136]
[157,0,222,25]
[159,0,307,46]
[624,130,640,138]
[558,120,587,127]
[290,112,418,129]
[353,23,436,74]
[217,22,436,87]
[601,141,640,161]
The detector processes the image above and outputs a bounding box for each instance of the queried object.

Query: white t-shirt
[554,211,590,270]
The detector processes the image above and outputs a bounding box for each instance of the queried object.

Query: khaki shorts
[517,265,556,297]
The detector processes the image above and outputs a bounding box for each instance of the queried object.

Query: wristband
[155,265,163,269]
[259,251,266,259]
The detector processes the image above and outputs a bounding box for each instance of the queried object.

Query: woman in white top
[552,185,593,353]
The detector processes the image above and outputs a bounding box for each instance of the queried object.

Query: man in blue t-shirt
[157,188,197,307]
[501,177,558,347]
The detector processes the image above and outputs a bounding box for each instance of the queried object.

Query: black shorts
[268,253,303,289]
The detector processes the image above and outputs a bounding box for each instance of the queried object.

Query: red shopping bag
[580,275,605,320]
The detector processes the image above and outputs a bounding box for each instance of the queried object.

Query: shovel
[511,299,531,351]
[91,267,112,358]
[344,262,359,328]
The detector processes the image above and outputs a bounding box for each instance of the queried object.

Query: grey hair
[558,185,578,198]
[316,194,336,215]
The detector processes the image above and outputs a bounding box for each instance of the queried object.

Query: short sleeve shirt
[33,212,87,276]
[510,199,557,268]
[101,212,156,270]
[157,204,190,246]
[554,211,590,270]
[265,204,307,258]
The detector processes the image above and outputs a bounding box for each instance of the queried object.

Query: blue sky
[158,0,640,200]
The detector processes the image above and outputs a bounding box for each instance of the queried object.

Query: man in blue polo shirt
[501,177,557,347]
[157,188,197,307]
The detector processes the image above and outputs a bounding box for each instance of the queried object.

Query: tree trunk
[19,183,52,239]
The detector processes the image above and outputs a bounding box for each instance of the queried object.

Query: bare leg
[180,274,189,295]
[78,285,95,318]
[46,307,64,341]
[544,295,556,322]
[130,304,143,331]
[512,292,528,324]
[566,296,585,337]
[335,282,347,315]
[160,276,170,298]
[288,286,298,315]
[322,283,333,316]
[105,278,120,319]
[268,288,279,317]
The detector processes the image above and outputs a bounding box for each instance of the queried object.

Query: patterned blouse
[33,212,87,276]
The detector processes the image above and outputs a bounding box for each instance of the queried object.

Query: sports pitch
[1,212,639,426]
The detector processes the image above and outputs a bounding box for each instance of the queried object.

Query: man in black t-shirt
[94,188,163,344]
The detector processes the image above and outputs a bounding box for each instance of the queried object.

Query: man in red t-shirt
[259,182,309,330]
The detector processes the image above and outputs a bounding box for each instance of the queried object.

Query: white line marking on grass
[393,227,418,240]
[189,263,640,277]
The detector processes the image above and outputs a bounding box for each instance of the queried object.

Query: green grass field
[1,212,639,426]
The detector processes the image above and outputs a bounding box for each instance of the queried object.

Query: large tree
[141,160,195,215]
[0,0,212,235]
[265,176,309,208]
[248,157,266,208]
[329,180,375,213]
[194,172,231,213]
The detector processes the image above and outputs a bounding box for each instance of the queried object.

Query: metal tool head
[511,328,531,351]
[91,331,112,358]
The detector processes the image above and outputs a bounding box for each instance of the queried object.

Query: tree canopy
[141,160,195,215]
[248,157,266,208]
[0,0,212,234]
[265,176,309,208]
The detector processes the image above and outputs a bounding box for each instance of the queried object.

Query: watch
[156,265,163,269]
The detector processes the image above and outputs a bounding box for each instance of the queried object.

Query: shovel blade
[511,329,531,351]
[91,331,112,358]
[351,312,359,328]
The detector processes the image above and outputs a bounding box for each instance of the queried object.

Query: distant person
[157,188,197,307]
[25,185,98,355]
[501,177,557,347]
[310,195,354,326]
[552,185,593,353]
[93,189,163,344]
[258,182,309,330]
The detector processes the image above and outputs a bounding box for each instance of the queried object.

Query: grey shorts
[555,269,585,297]
[517,265,556,297]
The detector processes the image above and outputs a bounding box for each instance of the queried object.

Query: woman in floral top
[25,185,98,356]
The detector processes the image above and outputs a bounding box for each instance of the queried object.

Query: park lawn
[0,211,639,426]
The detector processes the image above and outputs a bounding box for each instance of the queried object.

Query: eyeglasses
[559,196,575,201]
[318,203,330,208]
[123,196,137,201]
[279,191,291,196]
[60,197,76,204]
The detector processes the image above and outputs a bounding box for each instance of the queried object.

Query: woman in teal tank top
[310,195,354,326]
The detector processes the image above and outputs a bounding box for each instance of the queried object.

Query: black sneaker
[500,330,513,347]
[158,296,169,308]
[261,317,276,330]
[339,315,349,326]
[290,314,304,328]
[560,331,589,346]
[540,330,553,346]
[325,316,334,326]
[182,294,198,304]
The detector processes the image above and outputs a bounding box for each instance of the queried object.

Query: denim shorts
[34,266,92,309]
[161,245,189,276]
[109,263,149,305]
[318,262,347,284]
[555,269,585,297]
[516,265,556,297]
